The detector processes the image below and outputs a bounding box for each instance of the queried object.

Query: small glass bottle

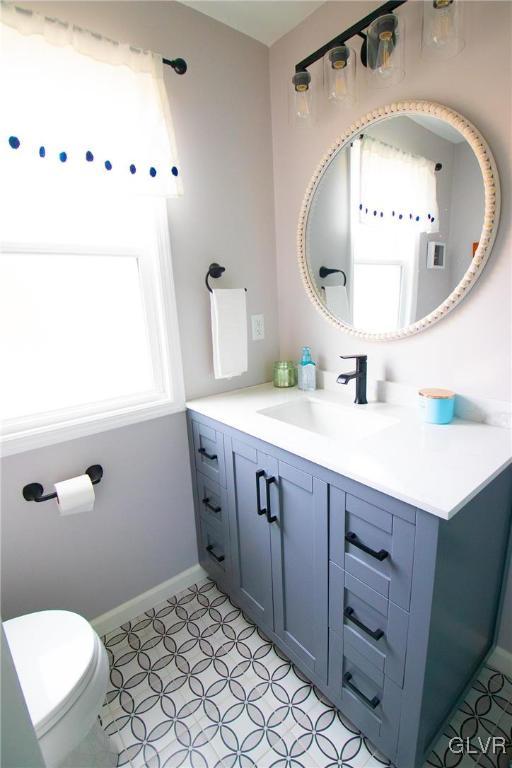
[273,361,297,388]
[297,346,316,391]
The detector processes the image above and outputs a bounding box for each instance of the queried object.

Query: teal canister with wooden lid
[419,388,455,424]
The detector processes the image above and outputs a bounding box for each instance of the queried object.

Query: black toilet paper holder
[22,465,103,503]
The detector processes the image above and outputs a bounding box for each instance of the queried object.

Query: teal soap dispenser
[298,346,316,392]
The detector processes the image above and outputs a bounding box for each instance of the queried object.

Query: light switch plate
[251,314,265,341]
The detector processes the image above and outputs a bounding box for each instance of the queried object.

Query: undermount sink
[258,397,398,442]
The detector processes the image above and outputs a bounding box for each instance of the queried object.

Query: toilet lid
[4,610,100,734]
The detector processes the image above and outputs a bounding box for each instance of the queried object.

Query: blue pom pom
[380,212,383,217]
[39,146,46,158]
[149,167,157,177]
[105,160,112,171]
[59,151,67,162]
[171,166,179,177]
[129,164,136,174]
[431,216,435,223]
[399,214,403,220]
[359,203,363,210]
[8,136,20,149]
[392,211,395,216]
[416,215,420,222]
[86,150,94,162]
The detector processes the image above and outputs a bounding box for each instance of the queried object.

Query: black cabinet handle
[345,532,389,561]
[344,607,384,641]
[206,544,225,563]
[265,476,277,523]
[343,672,380,709]
[198,447,218,461]
[202,497,221,514]
[256,470,266,516]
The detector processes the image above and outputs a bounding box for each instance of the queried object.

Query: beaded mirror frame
[297,100,501,341]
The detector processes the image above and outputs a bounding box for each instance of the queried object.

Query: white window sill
[0,398,185,457]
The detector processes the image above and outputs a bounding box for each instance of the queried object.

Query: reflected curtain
[357,136,438,232]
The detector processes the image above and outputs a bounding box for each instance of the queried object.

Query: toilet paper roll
[54,474,95,515]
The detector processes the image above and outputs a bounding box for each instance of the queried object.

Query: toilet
[4,610,111,768]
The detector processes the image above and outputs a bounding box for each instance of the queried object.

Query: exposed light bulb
[325,45,354,104]
[291,70,312,121]
[431,0,455,48]
[294,88,311,119]
[377,30,394,76]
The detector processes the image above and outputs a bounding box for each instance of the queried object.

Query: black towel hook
[205,263,247,292]
[22,465,103,503]
[319,266,347,287]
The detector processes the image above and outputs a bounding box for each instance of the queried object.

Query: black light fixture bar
[295,0,406,73]
[162,57,187,75]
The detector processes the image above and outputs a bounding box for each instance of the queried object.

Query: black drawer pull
[343,672,380,710]
[345,531,389,561]
[198,447,217,462]
[344,607,384,641]
[202,497,221,514]
[265,476,277,523]
[206,544,224,563]
[256,470,266,516]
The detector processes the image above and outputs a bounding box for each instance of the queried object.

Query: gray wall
[448,141,485,287]
[1,1,278,622]
[307,149,351,316]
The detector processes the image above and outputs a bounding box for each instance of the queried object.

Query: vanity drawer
[329,563,409,687]
[328,630,402,759]
[330,488,415,610]
[199,516,228,576]
[195,471,227,525]
[192,420,226,487]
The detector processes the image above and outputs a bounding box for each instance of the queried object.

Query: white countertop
[187,383,512,520]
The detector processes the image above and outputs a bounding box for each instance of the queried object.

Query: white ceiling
[179,1,324,46]
[409,115,466,144]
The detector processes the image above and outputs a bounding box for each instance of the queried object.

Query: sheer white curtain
[0,1,182,196]
[357,135,438,232]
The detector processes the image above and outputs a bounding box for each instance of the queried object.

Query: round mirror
[299,101,500,340]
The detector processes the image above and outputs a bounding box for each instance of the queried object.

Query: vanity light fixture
[324,45,356,104]
[422,0,465,59]
[290,0,406,122]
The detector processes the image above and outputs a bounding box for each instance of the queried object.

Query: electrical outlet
[251,314,265,341]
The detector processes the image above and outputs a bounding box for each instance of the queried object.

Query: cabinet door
[270,459,329,682]
[226,437,274,632]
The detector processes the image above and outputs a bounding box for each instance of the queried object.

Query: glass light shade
[422,0,465,60]
[366,13,405,88]
[324,45,355,106]
[290,70,314,125]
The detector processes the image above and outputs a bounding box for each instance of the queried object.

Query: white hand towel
[210,288,248,379]
[323,285,350,322]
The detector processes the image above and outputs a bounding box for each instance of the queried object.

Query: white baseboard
[91,563,208,637]
[487,645,512,677]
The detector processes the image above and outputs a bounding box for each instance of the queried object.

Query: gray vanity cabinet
[187,410,512,768]
[225,436,329,681]
[225,437,275,632]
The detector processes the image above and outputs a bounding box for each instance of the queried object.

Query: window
[0,6,183,454]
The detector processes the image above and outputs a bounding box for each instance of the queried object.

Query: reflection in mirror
[306,114,485,334]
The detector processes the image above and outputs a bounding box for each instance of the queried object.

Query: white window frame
[0,199,185,456]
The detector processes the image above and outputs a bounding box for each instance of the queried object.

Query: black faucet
[337,355,368,404]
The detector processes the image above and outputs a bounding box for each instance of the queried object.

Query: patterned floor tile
[102,579,512,768]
